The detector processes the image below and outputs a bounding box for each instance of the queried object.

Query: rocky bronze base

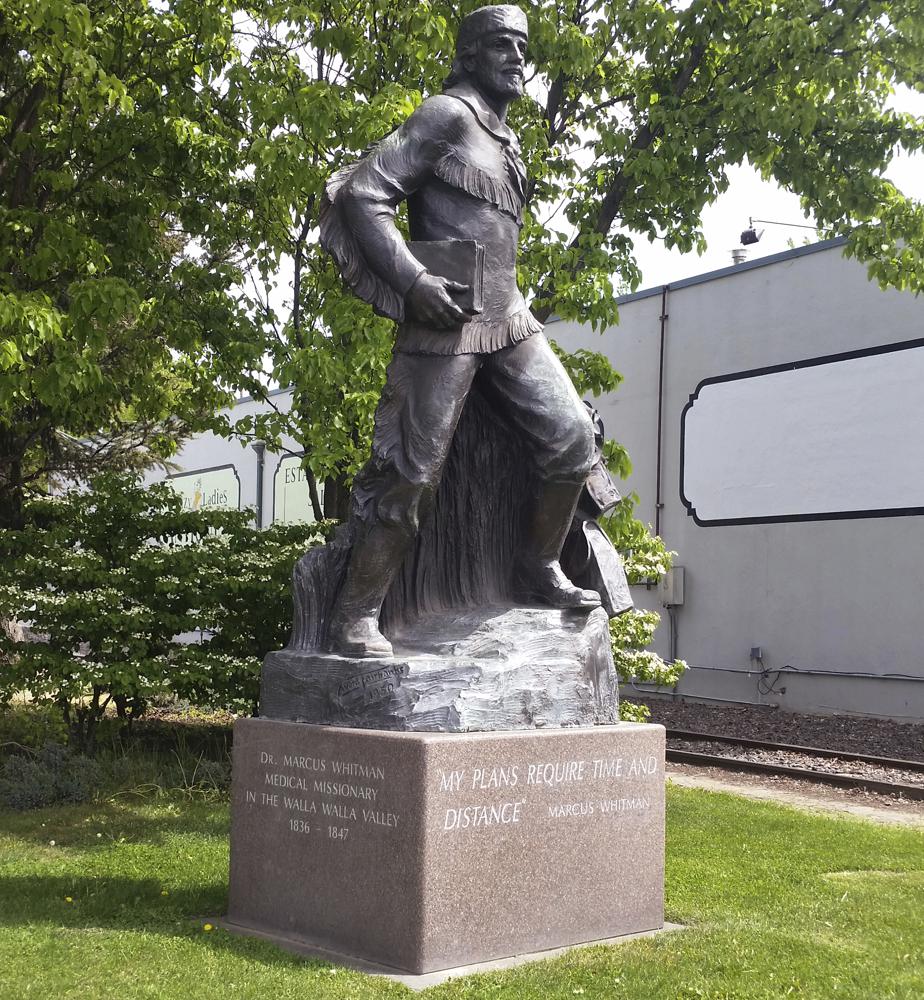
[227,719,665,975]
[261,605,618,731]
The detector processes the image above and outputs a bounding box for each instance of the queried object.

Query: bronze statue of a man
[320,4,600,658]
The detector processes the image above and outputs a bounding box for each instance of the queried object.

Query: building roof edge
[544,236,850,322]
[616,236,849,306]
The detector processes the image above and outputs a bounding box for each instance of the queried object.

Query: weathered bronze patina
[319,4,601,658]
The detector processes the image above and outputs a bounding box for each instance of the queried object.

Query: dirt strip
[667,762,924,827]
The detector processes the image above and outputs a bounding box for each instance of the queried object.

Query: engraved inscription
[331,760,385,779]
[444,801,524,830]
[599,797,651,812]
[313,780,377,801]
[284,796,314,813]
[471,766,519,789]
[241,748,400,842]
[335,664,405,707]
[363,808,398,827]
[439,769,465,792]
[241,745,660,842]
[526,760,586,785]
[435,753,660,834]
[283,754,325,771]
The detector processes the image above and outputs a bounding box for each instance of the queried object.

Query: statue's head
[445,5,528,102]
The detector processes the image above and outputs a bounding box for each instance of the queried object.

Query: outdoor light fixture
[739,217,820,246]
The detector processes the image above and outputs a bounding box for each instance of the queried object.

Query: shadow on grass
[0,871,326,971]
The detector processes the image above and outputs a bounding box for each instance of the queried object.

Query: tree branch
[531,33,712,323]
[290,195,316,351]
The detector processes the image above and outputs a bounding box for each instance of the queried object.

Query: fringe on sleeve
[319,155,406,323]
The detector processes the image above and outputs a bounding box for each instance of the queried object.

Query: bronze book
[407,239,485,315]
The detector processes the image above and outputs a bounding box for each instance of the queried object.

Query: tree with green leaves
[0,0,272,529]
[226,0,924,508]
[6,0,922,518]
[222,0,922,691]
[0,474,328,750]
[6,1,923,701]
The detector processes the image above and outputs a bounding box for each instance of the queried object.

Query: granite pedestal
[227,719,665,975]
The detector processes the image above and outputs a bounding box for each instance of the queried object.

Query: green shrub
[602,498,675,584]
[0,743,102,810]
[0,473,328,751]
[167,520,333,714]
[0,702,69,749]
[617,700,651,724]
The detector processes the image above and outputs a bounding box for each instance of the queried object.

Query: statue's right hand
[405,273,473,328]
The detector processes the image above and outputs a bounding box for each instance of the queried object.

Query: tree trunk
[323,473,351,521]
[0,451,25,665]
[0,452,25,531]
[306,468,324,522]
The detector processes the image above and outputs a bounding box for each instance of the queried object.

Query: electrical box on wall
[659,566,685,606]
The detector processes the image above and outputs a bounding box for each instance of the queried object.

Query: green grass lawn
[1,786,921,1000]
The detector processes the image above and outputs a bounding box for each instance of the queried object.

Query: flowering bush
[0,474,328,750]
[601,498,687,722]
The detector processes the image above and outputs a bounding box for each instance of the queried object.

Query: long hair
[443,40,478,90]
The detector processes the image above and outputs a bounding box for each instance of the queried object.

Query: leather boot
[326,521,411,657]
[513,478,601,610]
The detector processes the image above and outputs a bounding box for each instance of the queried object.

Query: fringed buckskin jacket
[320,81,542,355]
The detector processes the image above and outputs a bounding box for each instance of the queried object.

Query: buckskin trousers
[350,331,596,538]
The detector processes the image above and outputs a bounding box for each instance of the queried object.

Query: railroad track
[665,729,924,800]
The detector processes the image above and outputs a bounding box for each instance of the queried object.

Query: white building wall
[551,239,924,719]
[143,387,315,528]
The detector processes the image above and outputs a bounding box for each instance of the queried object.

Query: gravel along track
[631,696,924,762]
[667,738,924,790]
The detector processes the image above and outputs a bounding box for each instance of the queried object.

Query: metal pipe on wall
[636,664,924,683]
[667,604,677,663]
[654,284,670,536]
[629,682,778,710]
[251,441,266,529]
